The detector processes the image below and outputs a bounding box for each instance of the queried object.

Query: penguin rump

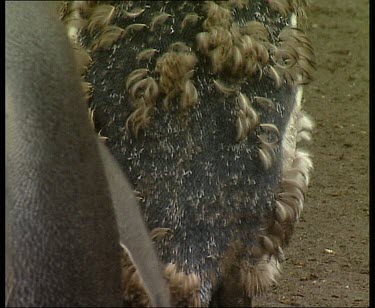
[68,1,315,306]
[5,2,170,307]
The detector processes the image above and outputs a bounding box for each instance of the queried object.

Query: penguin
[59,1,315,306]
[5,2,170,306]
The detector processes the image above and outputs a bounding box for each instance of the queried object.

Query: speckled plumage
[63,1,315,306]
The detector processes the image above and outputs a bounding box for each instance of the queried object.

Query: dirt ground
[254,0,370,307]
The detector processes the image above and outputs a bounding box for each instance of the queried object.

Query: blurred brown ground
[254,0,369,306]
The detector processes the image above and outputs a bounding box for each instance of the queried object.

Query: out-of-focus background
[254,0,369,306]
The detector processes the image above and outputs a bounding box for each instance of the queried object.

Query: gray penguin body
[6,2,170,307]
